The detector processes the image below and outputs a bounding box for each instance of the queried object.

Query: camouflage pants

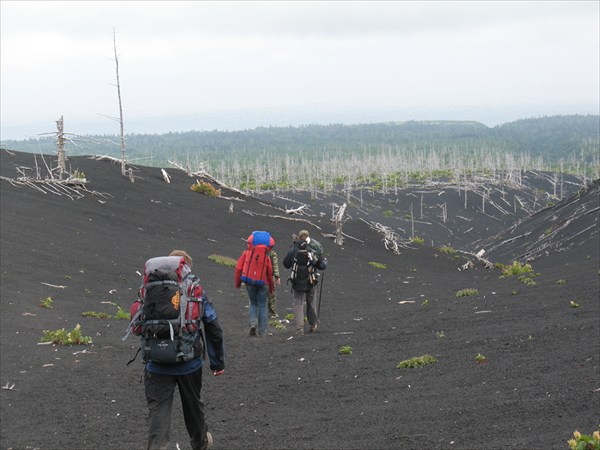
[268,289,277,316]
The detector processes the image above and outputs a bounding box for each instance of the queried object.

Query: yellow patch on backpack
[171,291,180,310]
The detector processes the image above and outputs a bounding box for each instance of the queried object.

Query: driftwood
[168,159,248,197]
[41,282,67,289]
[285,204,308,215]
[242,210,323,229]
[360,218,413,254]
[322,231,364,244]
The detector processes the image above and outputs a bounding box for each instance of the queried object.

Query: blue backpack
[240,231,274,286]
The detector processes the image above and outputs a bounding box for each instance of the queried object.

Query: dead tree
[56,116,66,178]
[113,28,127,177]
[334,202,347,245]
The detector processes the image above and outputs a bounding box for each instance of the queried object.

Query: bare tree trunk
[410,203,415,238]
[56,116,66,178]
[334,203,347,245]
[113,28,127,177]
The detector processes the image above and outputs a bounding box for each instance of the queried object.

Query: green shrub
[383,210,394,218]
[368,261,387,269]
[475,353,488,364]
[455,288,478,298]
[97,301,131,320]
[396,355,437,369]
[435,331,446,338]
[190,181,221,197]
[500,261,534,277]
[41,324,92,346]
[339,345,353,355]
[285,313,295,321]
[567,430,600,450]
[114,306,130,320]
[208,254,237,267]
[39,297,54,309]
[411,236,424,245]
[438,246,456,254]
[82,311,111,319]
[570,301,580,308]
[557,279,567,285]
[269,320,286,331]
[72,169,86,180]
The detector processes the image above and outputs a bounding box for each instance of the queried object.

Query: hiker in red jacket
[234,231,275,337]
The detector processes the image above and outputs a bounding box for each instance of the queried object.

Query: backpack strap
[122,303,144,341]
[144,279,179,288]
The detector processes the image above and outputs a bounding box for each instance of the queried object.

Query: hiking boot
[296,328,304,336]
[310,324,318,333]
[249,326,256,336]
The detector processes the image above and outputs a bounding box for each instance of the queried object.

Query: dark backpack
[123,256,204,364]
[289,244,318,290]
[240,231,274,286]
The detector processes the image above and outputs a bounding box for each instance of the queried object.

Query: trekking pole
[317,271,325,318]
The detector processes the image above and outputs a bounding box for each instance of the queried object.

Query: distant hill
[2,115,598,171]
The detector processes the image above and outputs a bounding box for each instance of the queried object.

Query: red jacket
[235,249,275,294]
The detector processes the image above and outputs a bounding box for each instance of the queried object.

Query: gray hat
[298,230,309,240]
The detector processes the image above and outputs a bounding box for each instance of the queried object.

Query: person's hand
[213,369,224,376]
[276,277,281,286]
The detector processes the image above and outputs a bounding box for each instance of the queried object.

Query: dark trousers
[144,368,209,450]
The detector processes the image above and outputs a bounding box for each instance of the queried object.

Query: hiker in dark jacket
[142,250,224,450]
[283,230,326,335]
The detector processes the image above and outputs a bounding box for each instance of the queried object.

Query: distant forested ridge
[2,115,598,188]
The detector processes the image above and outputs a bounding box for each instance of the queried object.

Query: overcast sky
[1,1,598,139]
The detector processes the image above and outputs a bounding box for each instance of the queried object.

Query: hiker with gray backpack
[124,250,225,450]
[283,230,327,335]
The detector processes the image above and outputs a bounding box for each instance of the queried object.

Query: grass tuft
[208,254,237,267]
[396,354,437,369]
[455,288,479,298]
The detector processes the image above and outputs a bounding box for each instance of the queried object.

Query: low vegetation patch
[339,345,353,355]
[382,210,394,218]
[557,279,567,285]
[82,311,111,319]
[190,180,221,197]
[567,430,600,450]
[396,354,437,369]
[475,353,488,364]
[456,288,479,298]
[368,261,387,270]
[41,324,92,346]
[82,302,129,320]
[438,246,456,254]
[499,261,534,277]
[269,320,286,331]
[411,236,424,245]
[208,254,237,267]
[39,297,54,309]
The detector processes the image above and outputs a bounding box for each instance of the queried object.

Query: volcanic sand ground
[1,150,598,450]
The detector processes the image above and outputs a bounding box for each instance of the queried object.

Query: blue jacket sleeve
[202,297,225,371]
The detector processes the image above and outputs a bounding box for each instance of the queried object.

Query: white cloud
[1,1,598,138]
